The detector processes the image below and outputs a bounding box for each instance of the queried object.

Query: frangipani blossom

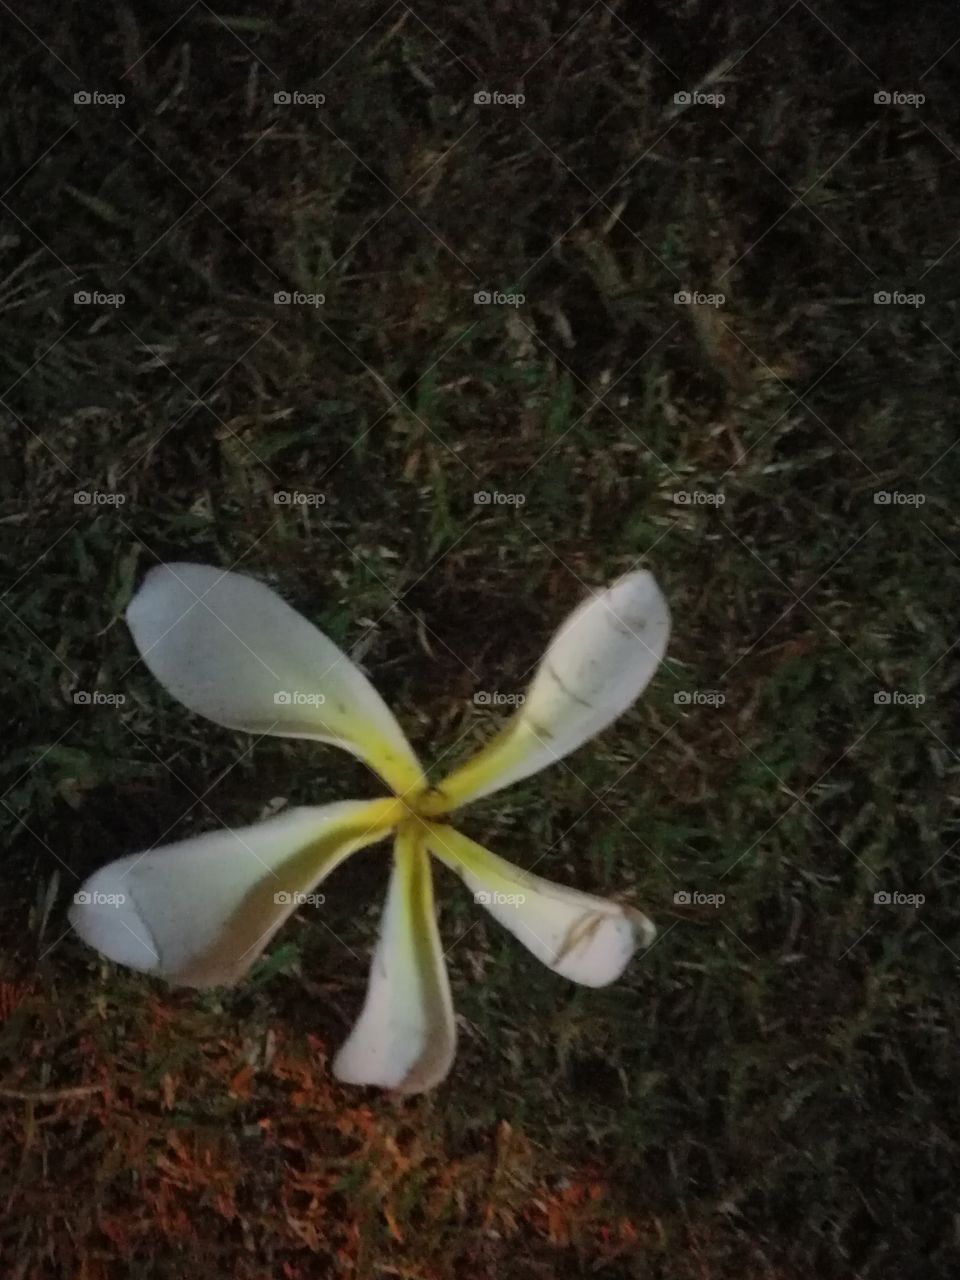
[71,562,670,1093]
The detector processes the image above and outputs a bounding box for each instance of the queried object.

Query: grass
[1,1,959,1276]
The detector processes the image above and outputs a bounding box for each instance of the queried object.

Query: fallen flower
[71,562,670,1092]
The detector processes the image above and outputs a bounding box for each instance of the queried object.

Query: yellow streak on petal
[391,819,453,1093]
[414,721,534,817]
[178,795,404,986]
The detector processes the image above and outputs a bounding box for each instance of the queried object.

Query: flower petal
[425,823,655,986]
[70,798,401,987]
[426,570,670,812]
[333,823,456,1093]
[126,563,425,795]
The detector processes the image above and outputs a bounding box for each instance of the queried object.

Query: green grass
[2,1,959,1277]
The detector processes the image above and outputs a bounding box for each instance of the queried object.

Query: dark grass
[1,1,959,1276]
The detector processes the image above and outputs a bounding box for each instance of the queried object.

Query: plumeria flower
[71,562,670,1093]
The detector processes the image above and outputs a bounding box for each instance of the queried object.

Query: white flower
[71,562,670,1093]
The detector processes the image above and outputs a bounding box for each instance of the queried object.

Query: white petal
[333,825,455,1093]
[70,799,400,987]
[127,563,424,794]
[427,570,670,811]
[425,823,655,986]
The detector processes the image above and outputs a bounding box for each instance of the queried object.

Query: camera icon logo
[674,290,692,304]
[73,490,92,504]
[873,290,891,304]
[274,91,292,105]
[74,890,92,904]
[274,690,292,705]
[874,690,891,704]
[74,291,91,305]
[274,490,291,504]
[74,91,92,105]
[673,890,691,905]
[674,91,692,105]
[273,891,293,904]
[73,691,92,704]
[673,691,691,705]
[873,891,891,904]
[873,490,891,504]
[874,90,891,104]
[473,890,492,904]
[473,289,492,304]
[274,291,291,304]
[474,90,491,105]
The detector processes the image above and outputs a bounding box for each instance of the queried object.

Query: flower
[70,562,671,1093]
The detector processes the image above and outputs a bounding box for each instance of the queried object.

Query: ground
[1,1,958,1277]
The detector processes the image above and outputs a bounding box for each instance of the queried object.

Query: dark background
[1,2,958,1277]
